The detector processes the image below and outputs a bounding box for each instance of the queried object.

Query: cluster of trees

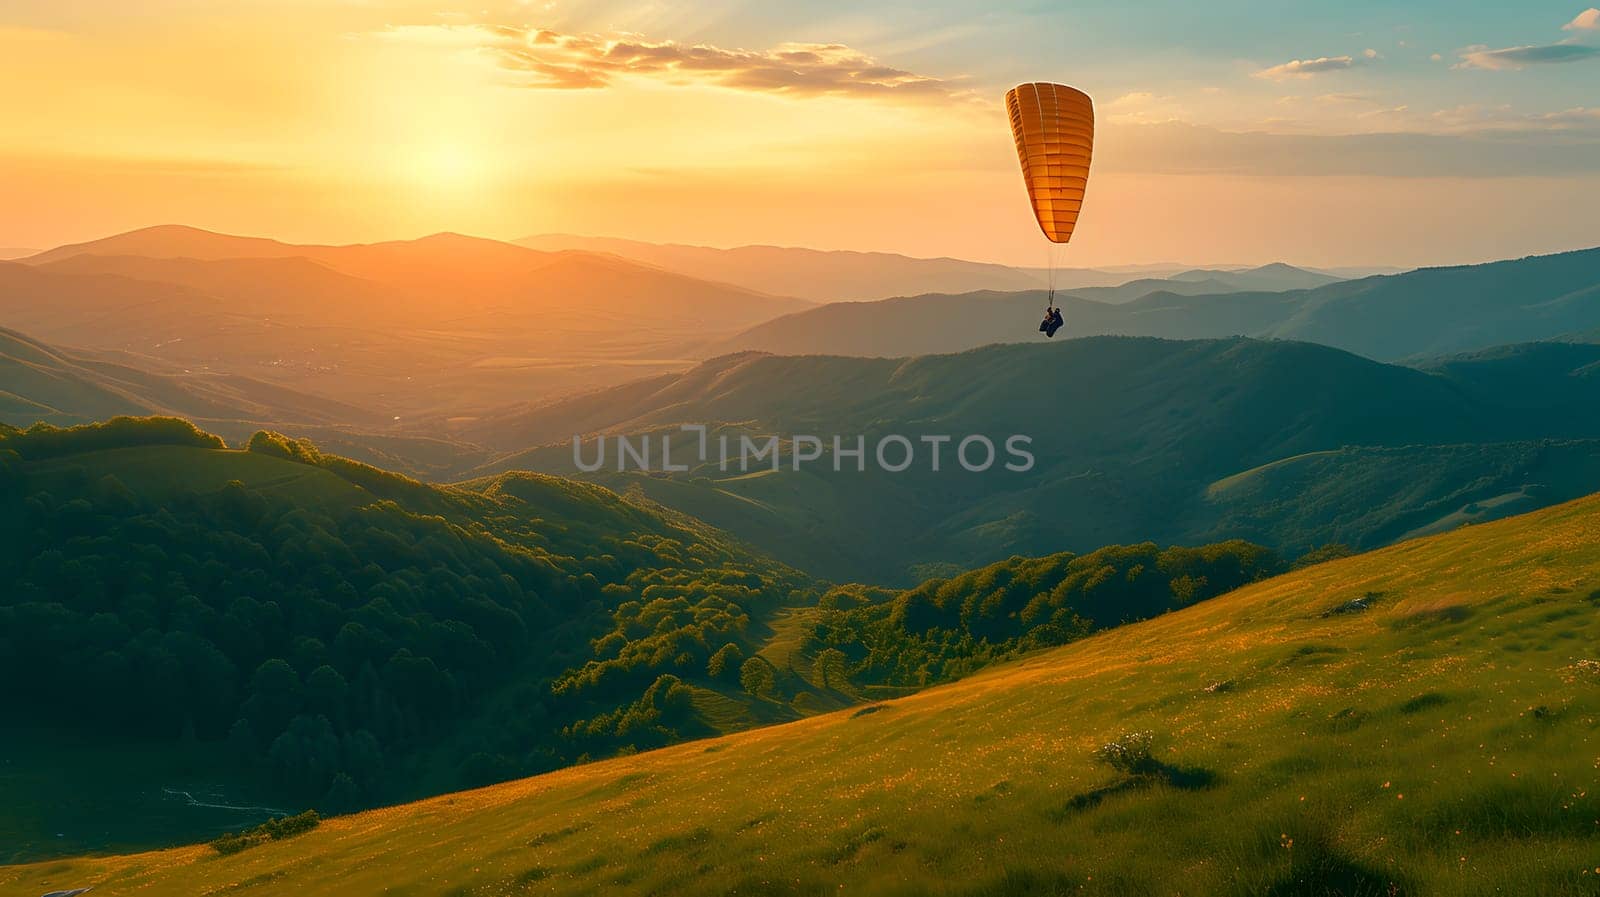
[554,564,814,751]
[0,418,810,808]
[802,542,1284,689]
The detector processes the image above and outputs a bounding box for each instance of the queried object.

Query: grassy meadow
[6,489,1598,896]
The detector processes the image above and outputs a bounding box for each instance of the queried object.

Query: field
[6,490,1598,896]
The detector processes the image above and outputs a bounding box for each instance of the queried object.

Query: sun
[398,143,487,193]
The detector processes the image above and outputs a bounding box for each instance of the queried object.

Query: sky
[1,0,1597,267]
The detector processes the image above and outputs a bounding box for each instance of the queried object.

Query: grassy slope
[9,493,1598,896]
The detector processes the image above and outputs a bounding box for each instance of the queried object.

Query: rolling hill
[460,338,1600,583]
[719,246,1600,361]
[10,487,1598,896]
[1064,262,1343,305]
[0,324,377,428]
[0,324,490,478]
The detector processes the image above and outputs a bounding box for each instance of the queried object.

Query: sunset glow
[3,1,1598,265]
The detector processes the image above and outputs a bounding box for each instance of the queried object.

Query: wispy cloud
[381,24,971,102]
[1455,8,1600,70]
[1456,42,1600,69]
[1252,55,1366,81]
[1429,104,1600,132]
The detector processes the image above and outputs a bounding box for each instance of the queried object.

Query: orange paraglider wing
[1005,83,1094,244]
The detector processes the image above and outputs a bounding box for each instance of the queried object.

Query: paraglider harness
[1039,290,1065,338]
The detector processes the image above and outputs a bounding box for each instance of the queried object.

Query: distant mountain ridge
[1,226,812,416]
[719,246,1600,361]
[516,233,1353,303]
[517,232,1051,300]
[1060,262,1340,305]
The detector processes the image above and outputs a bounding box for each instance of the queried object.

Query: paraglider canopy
[1005,82,1094,245]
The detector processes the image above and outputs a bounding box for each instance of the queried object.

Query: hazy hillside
[14,490,1598,896]
[0,324,379,429]
[0,322,492,479]
[515,235,1348,305]
[1263,248,1600,359]
[463,338,1600,583]
[1170,261,1343,291]
[720,246,1600,360]
[3,227,812,414]
[1064,262,1342,305]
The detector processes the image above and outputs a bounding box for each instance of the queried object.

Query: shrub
[1093,731,1161,778]
[209,809,321,855]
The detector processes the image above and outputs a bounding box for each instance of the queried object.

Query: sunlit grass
[5,495,1600,896]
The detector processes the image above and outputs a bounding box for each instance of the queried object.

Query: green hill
[464,338,1600,584]
[717,246,1600,360]
[10,488,1599,896]
[0,418,819,859]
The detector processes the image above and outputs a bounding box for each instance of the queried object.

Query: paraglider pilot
[1039,301,1064,338]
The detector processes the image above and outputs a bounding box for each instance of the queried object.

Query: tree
[321,772,362,815]
[813,648,849,691]
[304,665,349,724]
[244,658,302,737]
[739,657,775,698]
[707,642,743,680]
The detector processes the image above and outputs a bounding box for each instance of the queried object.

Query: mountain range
[721,246,1600,361]
[4,226,810,414]
[517,233,1353,301]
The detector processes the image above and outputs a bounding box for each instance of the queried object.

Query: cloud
[1252,55,1364,80]
[1455,42,1600,70]
[1316,93,1377,105]
[1564,7,1600,30]
[1104,91,1156,109]
[388,24,971,102]
[1430,103,1600,132]
[1364,48,1380,59]
[1455,9,1600,70]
